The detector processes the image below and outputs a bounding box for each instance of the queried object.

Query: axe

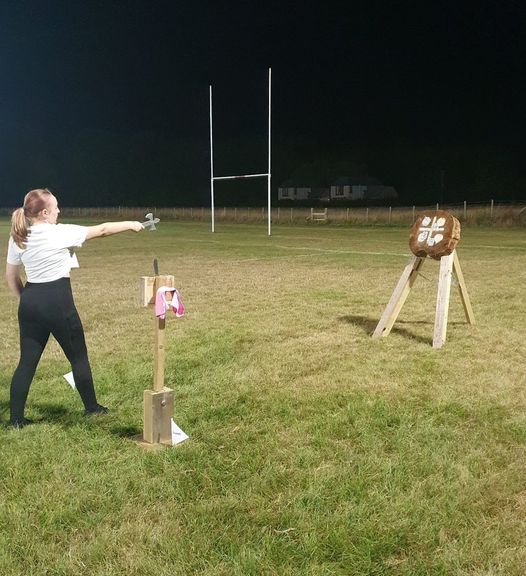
[142,213,160,231]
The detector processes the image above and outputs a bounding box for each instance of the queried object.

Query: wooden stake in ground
[138,268,175,447]
[373,211,474,348]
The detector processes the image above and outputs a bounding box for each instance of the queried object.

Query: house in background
[330,177,397,201]
[366,184,398,200]
[278,179,309,200]
[278,179,329,201]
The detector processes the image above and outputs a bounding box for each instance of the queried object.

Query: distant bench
[308,208,328,222]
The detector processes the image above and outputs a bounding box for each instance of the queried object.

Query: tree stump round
[409,210,461,260]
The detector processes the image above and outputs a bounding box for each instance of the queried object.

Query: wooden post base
[143,388,174,445]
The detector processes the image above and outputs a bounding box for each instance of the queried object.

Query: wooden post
[137,273,176,447]
[153,315,166,391]
[433,252,454,348]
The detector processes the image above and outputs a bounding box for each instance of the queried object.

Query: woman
[5,188,144,428]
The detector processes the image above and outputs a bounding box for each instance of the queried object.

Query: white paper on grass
[63,371,76,389]
[171,418,189,445]
[70,252,80,268]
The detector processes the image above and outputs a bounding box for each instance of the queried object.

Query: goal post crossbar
[213,173,269,181]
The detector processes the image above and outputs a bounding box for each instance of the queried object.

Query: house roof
[279,179,318,188]
[332,176,382,186]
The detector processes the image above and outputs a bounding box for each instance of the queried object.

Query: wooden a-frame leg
[373,255,425,338]
[433,252,454,349]
[453,251,475,325]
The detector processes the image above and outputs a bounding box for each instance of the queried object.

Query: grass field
[1,220,525,575]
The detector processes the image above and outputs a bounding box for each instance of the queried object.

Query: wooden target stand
[373,211,475,348]
[135,273,176,449]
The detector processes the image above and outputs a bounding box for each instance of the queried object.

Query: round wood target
[409,210,461,260]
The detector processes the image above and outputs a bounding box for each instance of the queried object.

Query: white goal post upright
[267,67,271,236]
[209,67,272,235]
[209,84,215,233]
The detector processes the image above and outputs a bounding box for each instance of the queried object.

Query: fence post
[463,201,467,220]
[436,203,439,211]
[412,205,415,222]
[223,207,226,219]
[490,199,494,220]
[366,207,369,224]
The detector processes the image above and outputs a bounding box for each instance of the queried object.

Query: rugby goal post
[209,67,272,235]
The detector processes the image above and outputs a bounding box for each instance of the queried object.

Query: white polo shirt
[7,223,88,283]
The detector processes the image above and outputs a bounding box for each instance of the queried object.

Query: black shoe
[83,404,109,416]
[8,417,33,429]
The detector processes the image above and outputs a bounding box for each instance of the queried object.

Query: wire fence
[1,202,525,226]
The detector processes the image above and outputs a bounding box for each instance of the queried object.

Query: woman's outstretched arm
[85,221,144,240]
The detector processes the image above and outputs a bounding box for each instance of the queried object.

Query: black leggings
[10,277,98,422]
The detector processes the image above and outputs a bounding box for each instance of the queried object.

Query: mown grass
[1,220,525,575]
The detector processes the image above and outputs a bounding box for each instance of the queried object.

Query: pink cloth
[155,286,185,319]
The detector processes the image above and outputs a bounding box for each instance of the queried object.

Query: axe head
[142,213,160,231]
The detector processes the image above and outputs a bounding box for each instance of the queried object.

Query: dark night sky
[1,0,525,206]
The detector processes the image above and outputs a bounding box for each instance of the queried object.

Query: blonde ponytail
[11,208,29,249]
[10,188,53,248]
